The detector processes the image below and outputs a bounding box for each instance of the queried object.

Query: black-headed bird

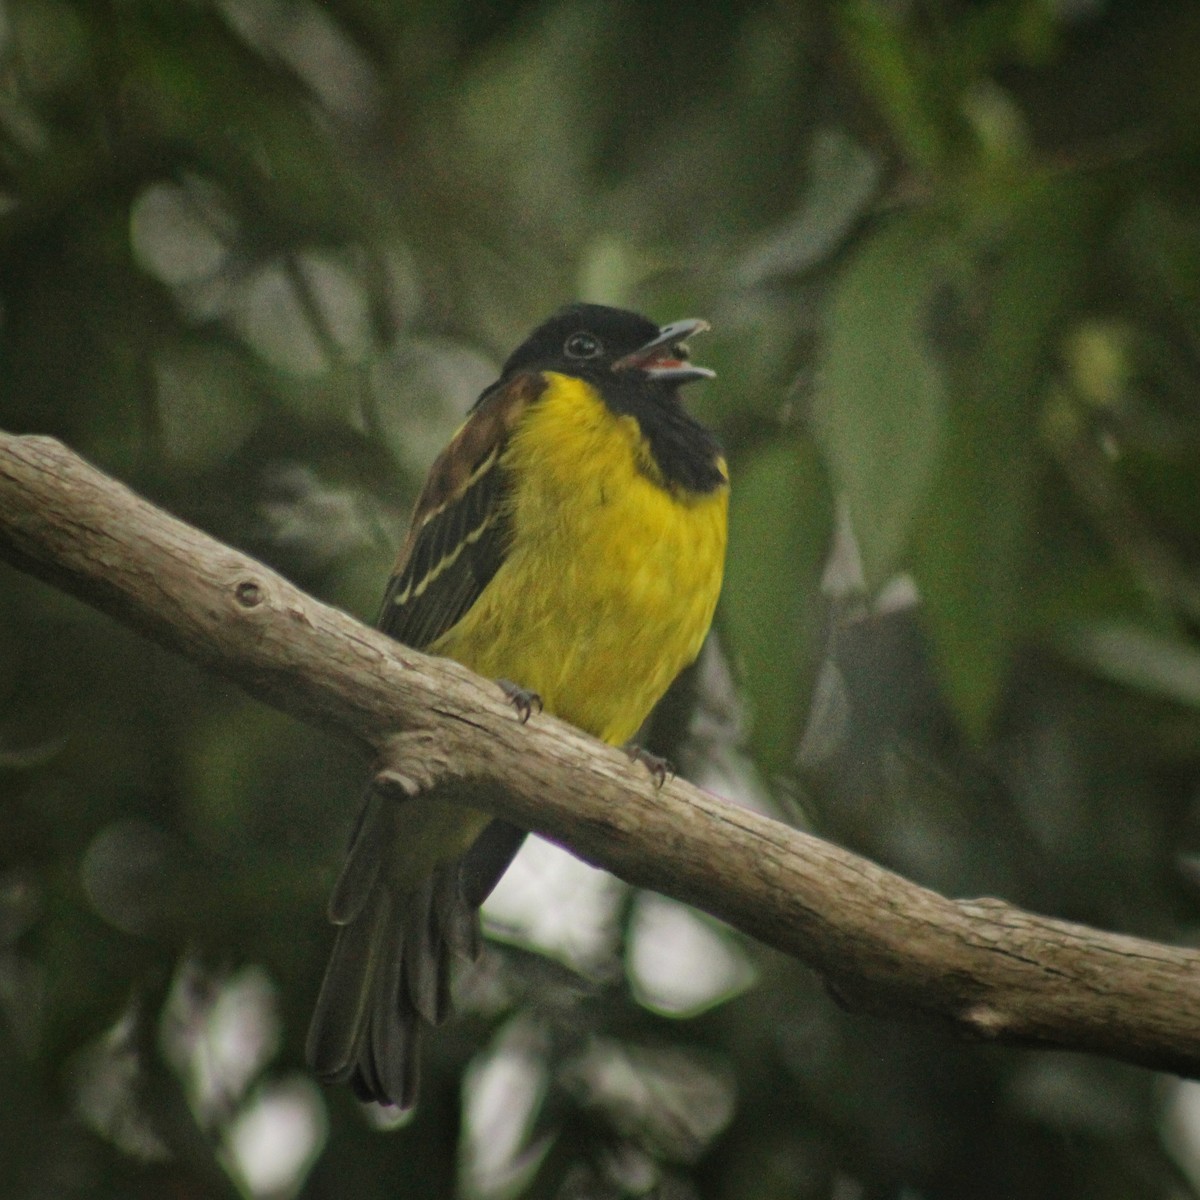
[306,303,729,1107]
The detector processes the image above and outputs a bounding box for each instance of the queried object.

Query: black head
[498,303,724,494]
[500,303,714,387]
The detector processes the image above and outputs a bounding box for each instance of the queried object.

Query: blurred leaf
[721,436,833,772]
[121,9,373,242]
[1120,447,1200,566]
[7,0,88,100]
[912,177,1106,736]
[626,894,756,1018]
[1027,521,1148,640]
[838,1,955,174]
[1124,193,1200,346]
[811,212,948,589]
[0,735,68,772]
[153,342,262,471]
[80,820,198,940]
[453,2,597,233]
[371,335,497,475]
[736,129,881,285]
[1059,619,1200,709]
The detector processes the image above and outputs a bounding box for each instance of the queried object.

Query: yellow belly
[430,372,728,745]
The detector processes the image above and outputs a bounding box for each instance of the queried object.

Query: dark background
[2,1,1200,1196]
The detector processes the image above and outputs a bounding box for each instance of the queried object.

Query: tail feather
[360,904,420,1105]
[307,867,478,1108]
[402,871,456,1027]
[305,886,391,1082]
[326,791,387,925]
[308,810,529,1108]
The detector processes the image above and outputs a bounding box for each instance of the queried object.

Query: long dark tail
[305,794,526,1108]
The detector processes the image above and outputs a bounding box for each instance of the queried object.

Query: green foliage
[722,436,832,773]
[2,1,1200,1198]
[812,210,949,589]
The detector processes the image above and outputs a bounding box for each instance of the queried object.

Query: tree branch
[2,429,1198,1077]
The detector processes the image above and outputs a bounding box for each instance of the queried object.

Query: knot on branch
[221,565,273,618]
[224,569,314,629]
[234,579,263,607]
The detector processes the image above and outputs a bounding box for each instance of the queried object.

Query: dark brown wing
[378,372,544,650]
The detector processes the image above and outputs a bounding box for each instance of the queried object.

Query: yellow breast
[430,371,728,745]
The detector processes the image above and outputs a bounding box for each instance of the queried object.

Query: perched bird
[306,303,729,1107]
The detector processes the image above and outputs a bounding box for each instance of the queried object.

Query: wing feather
[379,373,543,650]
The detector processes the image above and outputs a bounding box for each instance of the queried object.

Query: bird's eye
[564,332,603,359]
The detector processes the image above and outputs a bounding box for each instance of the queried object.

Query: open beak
[613,317,716,384]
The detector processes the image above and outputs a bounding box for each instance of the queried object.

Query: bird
[306,302,729,1108]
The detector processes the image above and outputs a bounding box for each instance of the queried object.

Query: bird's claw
[498,679,542,724]
[625,744,673,788]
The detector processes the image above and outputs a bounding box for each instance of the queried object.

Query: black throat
[598,372,726,494]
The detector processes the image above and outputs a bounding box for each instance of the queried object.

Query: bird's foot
[625,744,673,788]
[498,679,542,724]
